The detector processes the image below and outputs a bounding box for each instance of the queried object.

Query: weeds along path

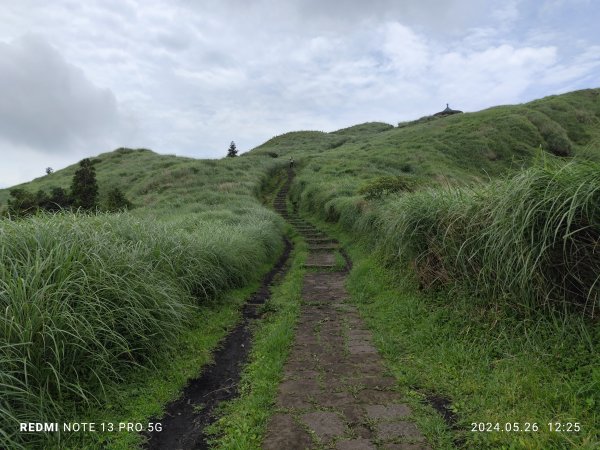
[143,196,293,449]
[264,169,431,449]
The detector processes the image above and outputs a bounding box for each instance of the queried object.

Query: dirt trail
[264,169,431,449]
[143,194,293,448]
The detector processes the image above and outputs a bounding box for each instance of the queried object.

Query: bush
[7,188,37,216]
[105,187,132,211]
[47,187,72,211]
[372,158,600,315]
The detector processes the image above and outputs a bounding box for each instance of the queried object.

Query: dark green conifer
[71,158,98,210]
[227,141,238,157]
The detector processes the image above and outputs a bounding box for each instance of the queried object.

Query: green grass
[1,87,599,449]
[205,232,307,449]
[50,280,257,449]
[0,211,283,449]
[0,152,290,449]
[294,157,600,317]
[310,216,599,449]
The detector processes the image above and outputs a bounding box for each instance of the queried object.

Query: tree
[106,187,132,211]
[47,187,72,211]
[227,141,238,157]
[35,189,51,211]
[46,167,54,175]
[71,158,98,210]
[7,188,37,216]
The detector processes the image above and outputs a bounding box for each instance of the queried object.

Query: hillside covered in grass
[249,89,600,314]
[1,87,599,449]
[254,88,600,179]
[0,149,290,448]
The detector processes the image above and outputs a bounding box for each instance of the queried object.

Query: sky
[0,0,599,187]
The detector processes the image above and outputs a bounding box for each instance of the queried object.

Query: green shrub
[362,158,600,315]
[6,188,37,216]
[47,187,72,211]
[105,187,132,211]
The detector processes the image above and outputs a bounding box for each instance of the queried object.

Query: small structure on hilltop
[433,103,463,117]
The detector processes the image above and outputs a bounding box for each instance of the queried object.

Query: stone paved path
[264,170,431,449]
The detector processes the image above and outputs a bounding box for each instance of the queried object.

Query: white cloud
[382,23,430,75]
[434,44,558,107]
[540,45,600,87]
[0,1,598,185]
[0,35,129,153]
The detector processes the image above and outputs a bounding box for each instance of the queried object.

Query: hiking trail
[264,168,431,450]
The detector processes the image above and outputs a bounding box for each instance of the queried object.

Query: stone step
[304,252,336,268]
[300,234,329,240]
[309,243,339,251]
[305,237,337,245]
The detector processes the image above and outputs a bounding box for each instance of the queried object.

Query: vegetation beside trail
[0,150,288,449]
[55,269,273,449]
[296,157,600,316]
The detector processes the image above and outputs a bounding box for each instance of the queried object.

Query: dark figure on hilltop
[434,103,463,117]
[289,157,294,168]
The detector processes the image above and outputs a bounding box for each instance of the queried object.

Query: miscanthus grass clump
[380,158,600,316]
[0,211,281,448]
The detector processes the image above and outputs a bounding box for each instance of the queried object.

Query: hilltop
[0,148,282,213]
[251,88,600,185]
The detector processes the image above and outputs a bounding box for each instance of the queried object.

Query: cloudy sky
[0,0,599,186]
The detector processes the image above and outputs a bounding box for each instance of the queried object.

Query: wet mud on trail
[143,172,294,449]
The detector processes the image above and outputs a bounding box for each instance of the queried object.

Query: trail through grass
[311,216,599,449]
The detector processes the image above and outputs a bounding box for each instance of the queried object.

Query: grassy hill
[0,148,292,448]
[1,88,599,449]
[253,88,600,181]
[1,148,282,213]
